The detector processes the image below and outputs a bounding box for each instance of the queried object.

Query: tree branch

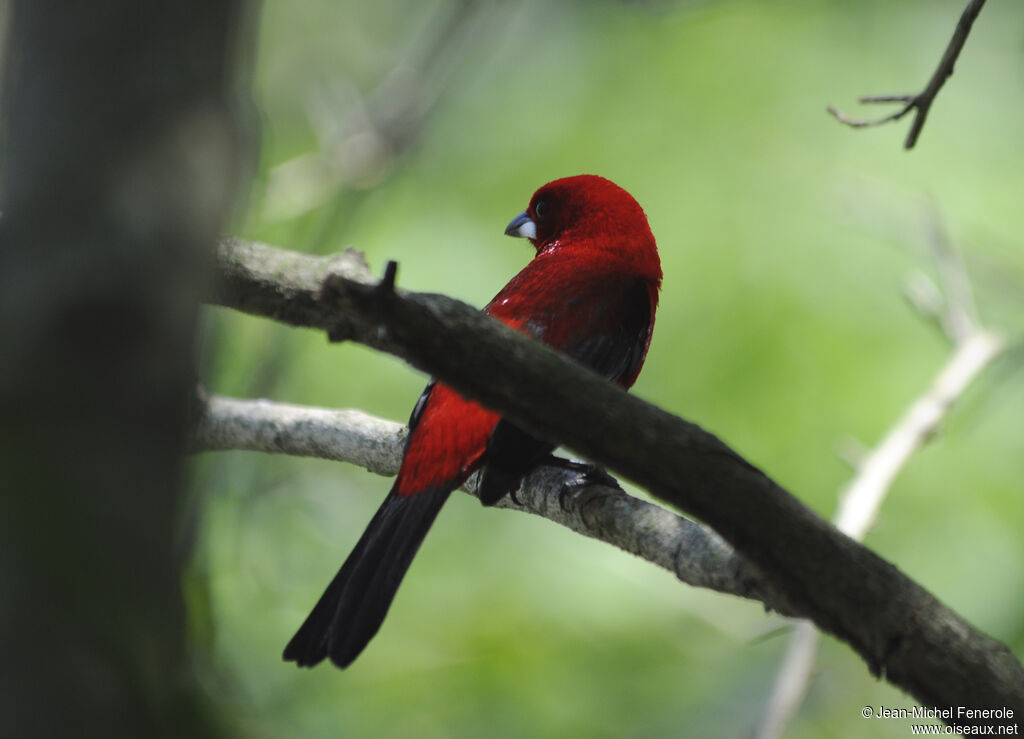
[204,238,1024,724]
[190,392,794,613]
[827,0,988,149]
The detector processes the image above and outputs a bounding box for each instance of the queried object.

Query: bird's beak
[504,210,536,240]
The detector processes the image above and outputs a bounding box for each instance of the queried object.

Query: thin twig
[757,621,821,739]
[827,0,988,149]
[837,331,1002,536]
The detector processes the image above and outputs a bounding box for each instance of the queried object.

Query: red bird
[284,174,662,668]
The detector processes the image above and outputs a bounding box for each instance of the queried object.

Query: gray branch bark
[191,393,791,611]
[205,238,1024,725]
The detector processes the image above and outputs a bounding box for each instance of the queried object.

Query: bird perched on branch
[284,174,663,668]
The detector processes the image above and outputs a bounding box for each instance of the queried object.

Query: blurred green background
[192,0,1024,736]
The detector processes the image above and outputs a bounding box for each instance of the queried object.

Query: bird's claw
[509,486,524,507]
[546,458,620,512]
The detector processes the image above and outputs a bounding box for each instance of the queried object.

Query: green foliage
[194,0,1024,735]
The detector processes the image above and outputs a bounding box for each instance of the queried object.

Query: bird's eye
[533,200,548,220]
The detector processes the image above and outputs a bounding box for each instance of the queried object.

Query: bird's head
[504,175,660,280]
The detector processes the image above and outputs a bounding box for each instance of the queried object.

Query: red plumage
[284,174,662,668]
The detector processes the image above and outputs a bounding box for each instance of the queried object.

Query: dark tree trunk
[0,2,253,735]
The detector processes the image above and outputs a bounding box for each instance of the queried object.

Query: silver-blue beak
[504,210,537,240]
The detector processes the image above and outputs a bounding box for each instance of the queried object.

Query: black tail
[283,485,453,668]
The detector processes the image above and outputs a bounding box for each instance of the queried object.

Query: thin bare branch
[835,331,1002,537]
[826,102,911,130]
[757,621,821,739]
[189,393,792,612]
[827,0,988,149]
[191,393,406,476]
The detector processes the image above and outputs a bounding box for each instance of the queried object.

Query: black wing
[477,277,653,506]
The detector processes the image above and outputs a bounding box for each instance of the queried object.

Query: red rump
[393,385,498,496]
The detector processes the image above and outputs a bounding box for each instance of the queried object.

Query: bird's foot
[542,457,621,512]
[509,485,524,507]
